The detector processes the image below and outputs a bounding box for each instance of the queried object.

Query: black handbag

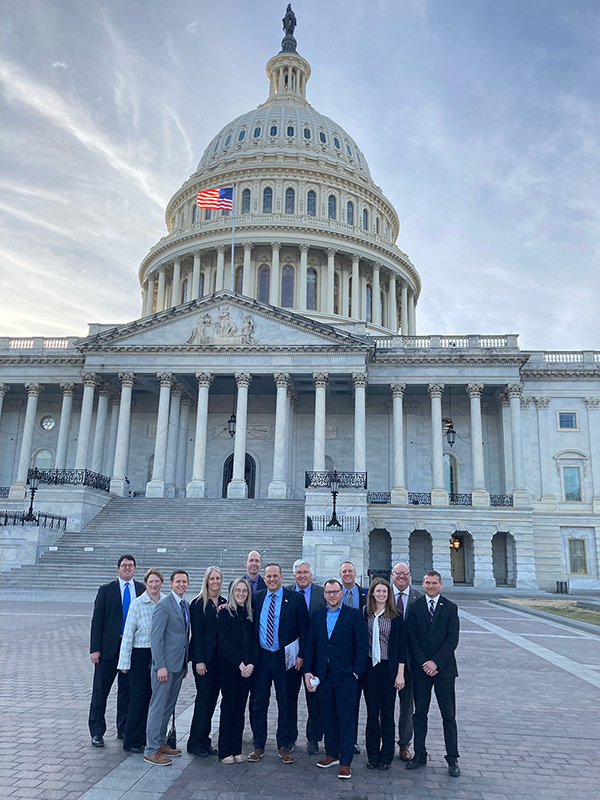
[166,711,177,749]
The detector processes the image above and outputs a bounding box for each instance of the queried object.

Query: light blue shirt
[326,605,342,639]
[259,587,283,650]
[343,584,360,608]
[295,583,312,610]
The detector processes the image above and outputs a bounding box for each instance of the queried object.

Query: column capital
[390,383,406,398]
[506,383,523,400]
[171,382,185,397]
[326,248,337,259]
[466,383,484,399]
[350,253,361,263]
[196,372,214,388]
[81,372,97,388]
[173,257,182,267]
[193,249,201,258]
[533,396,551,409]
[270,241,282,251]
[0,383,9,396]
[25,382,43,397]
[98,382,113,396]
[313,372,329,389]
[372,262,382,272]
[118,372,137,388]
[216,244,226,254]
[235,372,252,388]
[428,383,444,398]
[59,382,76,396]
[157,372,174,388]
[243,241,254,253]
[584,396,600,411]
[299,243,310,254]
[111,393,121,406]
[180,392,192,406]
[274,372,290,389]
[352,372,369,390]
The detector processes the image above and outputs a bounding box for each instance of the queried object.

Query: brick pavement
[1,590,599,800]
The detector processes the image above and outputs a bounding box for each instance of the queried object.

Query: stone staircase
[0,498,306,591]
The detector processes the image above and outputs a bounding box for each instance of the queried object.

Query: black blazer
[394,585,423,669]
[189,594,226,666]
[90,579,145,660]
[363,610,407,681]
[252,587,310,667]
[284,583,326,618]
[218,606,259,668]
[228,574,267,595]
[405,594,459,679]
[304,604,369,681]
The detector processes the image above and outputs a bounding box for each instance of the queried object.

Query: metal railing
[306,515,360,532]
[28,468,111,493]
[490,494,514,507]
[449,493,472,506]
[368,492,391,504]
[408,492,431,505]
[305,471,367,489]
[0,487,9,499]
[34,544,275,567]
[2,511,67,529]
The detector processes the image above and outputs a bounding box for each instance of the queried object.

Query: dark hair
[264,563,282,574]
[366,578,398,618]
[118,554,136,567]
[170,569,189,582]
[423,570,442,581]
[144,568,164,583]
[324,578,343,590]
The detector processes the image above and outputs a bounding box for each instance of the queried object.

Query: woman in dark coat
[187,566,226,756]
[217,577,258,764]
[363,577,406,770]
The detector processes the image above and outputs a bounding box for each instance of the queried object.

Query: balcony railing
[1,511,67,530]
[28,468,111,493]
[368,492,391,504]
[306,515,360,532]
[449,493,472,506]
[408,492,431,505]
[305,471,367,490]
[490,494,514,507]
[0,487,9,499]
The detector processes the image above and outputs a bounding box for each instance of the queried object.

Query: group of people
[88,551,460,780]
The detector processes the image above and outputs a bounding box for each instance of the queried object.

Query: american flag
[196,187,234,210]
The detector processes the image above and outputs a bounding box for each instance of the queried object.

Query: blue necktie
[122,583,131,634]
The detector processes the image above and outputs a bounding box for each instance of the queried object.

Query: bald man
[243,550,266,594]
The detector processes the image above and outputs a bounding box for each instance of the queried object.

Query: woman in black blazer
[187,566,226,757]
[363,578,406,770]
[217,578,258,764]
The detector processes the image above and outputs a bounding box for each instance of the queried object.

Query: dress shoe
[338,765,352,779]
[117,733,124,740]
[221,755,235,764]
[91,736,104,748]
[159,743,181,757]
[406,755,427,770]
[143,751,172,766]
[234,755,245,763]
[207,746,217,756]
[399,745,411,761]
[316,755,339,768]
[378,763,390,770]
[448,760,461,777]
[306,740,319,755]
[366,761,378,770]
[247,748,265,762]
[125,746,143,754]
[278,746,294,764]
[353,743,361,755]
[189,748,210,758]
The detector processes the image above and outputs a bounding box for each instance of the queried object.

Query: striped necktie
[266,593,276,649]
[396,591,404,617]
[344,589,354,607]
[429,599,435,621]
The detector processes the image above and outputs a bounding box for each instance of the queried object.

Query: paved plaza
[1,587,599,800]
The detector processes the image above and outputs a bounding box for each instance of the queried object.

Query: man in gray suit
[286,559,326,754]
[391,562,423,762]
[144,570,191,766]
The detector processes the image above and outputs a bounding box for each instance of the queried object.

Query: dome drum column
[242,243,253,296]
[171,258,181,307]
[191,251,201,300]
[326,249,336,315]
[351,254,360,320]
[299,245,309,311]
[216,245,226,291]
[388,274,398,333]
[270,242,281,306]
[372,263,381,326]
[145,277,155,316]
[156,268,166,312]
[401,281,408,336]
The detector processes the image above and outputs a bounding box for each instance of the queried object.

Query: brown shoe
[338,765,352,779]
[143,751,172,766]
[247,748,265,762]
[316,755,340,768]
[278,746,294,764]
[159,743,181,757]
[399,745,411,762]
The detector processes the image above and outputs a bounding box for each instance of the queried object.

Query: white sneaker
[221,755,235,764]
[234,755,245,763]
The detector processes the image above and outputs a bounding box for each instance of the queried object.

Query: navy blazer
[284,582,326,618]
[189,594,226,666]
[304,603,369,681]
[90,578,145,660]
[252,587,310,667]
[229,574,266,595]
[405,594,459,679]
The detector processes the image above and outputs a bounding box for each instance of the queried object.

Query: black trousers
[123,647,152,750]
[251,649,293,750]
[88,645,130,738]
[397,665,414,747]
[319,667,358,767]
[187,653,221,753]
[218,658,253,759]
[412,672,459,761]
[288,667,323,744]
[363,658,396,765]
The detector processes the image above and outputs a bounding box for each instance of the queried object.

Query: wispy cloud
[52,61,68,69]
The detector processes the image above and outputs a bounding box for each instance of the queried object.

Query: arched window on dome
[363,208,368,230]
[199,273,204,298]
[376,217,380,235]
[238,129,246,142]
[319,131,327,144]
[281,265,294,307]
[328,195,336,220]
[366,284,373,323]
[285,188,295,215]
[33,449,53,469]
[263,187,273,214]
[306,268,317,311]
[205,209,212,221]
[258,265,270,304]
[307,190,316,217]
[334,273,340,314]
[347,201,354,226]
[181,279,189,304]
[241,189,251,215]
[235,267,243,295]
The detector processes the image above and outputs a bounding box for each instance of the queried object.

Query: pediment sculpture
[186,308,259,346]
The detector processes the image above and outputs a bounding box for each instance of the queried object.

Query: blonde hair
[227,578,253,621]
[144,568,164,583]
[366,578,398,619]
[197,566,223,607]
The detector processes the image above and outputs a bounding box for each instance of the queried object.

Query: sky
[1,0,599,350]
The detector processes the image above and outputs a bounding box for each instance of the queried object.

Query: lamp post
[24,468,41,522]
[227,377,237,437]
[327,470,342,528]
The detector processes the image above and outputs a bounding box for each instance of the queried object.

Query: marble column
[390,383,408,505]
[507,384,529,505]
[585,397,600,512]
[429,383,448,506]
[110,373,136,496]
[312,373,328,471]
[351,254,360,319]
[156,268,166,312]
[228,372,252,498]
[91,383,111,475]
[401,282,408,335]
[176,394,191,490]
[216,245,226,291]
[146,373,173,497]
[242,242,253,296]
[299,244,309,311]
[350,374,367,479]
[372,264,381,326]
[164,383,183,490]
[269,242,281,306]
[170,258,181,307]
[74,373,97,470]
[187,373,213,498]
[0,383,8,425]
[191,251,201,300]
[326,249,336,315]
[533,396,557,510]
[467,383,490,507]
[55,383,75,469]
[9,382,43,500]
[388,274,398,333]
[105,393,120,478]
[408,291,416,334]
[145,277,155,316]
[268,373,290,499]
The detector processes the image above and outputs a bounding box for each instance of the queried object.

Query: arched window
[444,453,458,495]
[238,129,246,141]
[258,265,270,303]
[307,190,316,217]
[241,189,251,214]
[281,265,294,307]
[363,208,368,230]
[192,205,198,223]
[334,273,340,314]
[181,279,188,304]
[205,209,212,221]
[263,187,273,213]
[235,267,243,294]
[366,284,373,323]
[376,217,380,234]
[33,449,53,469]
[199,273,204,298]
[306,268,317,310]
[328,194,336,220]
[347,201,354,226]
[285,187,295,214]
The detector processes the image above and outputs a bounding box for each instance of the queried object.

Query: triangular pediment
[76,292,373,352]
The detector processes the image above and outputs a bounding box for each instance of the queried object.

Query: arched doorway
[450,531,474,585]
[368,528,391,582]
[409,530,432,582]
[492,532,516,587]
[222,453,256,498]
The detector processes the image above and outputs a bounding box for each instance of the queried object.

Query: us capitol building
[1,15,599,593]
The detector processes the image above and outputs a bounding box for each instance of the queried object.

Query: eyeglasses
[324,589,342,595]
[392,571,410,577]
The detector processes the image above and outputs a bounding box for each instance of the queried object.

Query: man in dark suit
[88,554,144,747]
[247,563,309,764]
[391,562,423,761]
[244,550,267,594]
[285,558,326,754]
[405,570,461,777]
[339,561,366,753]
[144,570,191,766]
[304,578,369,780]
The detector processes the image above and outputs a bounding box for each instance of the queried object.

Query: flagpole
[230,183,237,292]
